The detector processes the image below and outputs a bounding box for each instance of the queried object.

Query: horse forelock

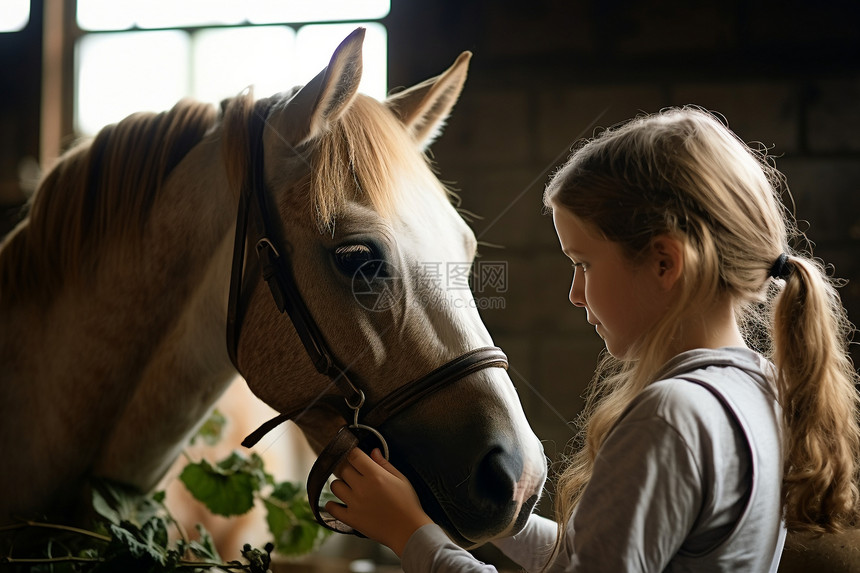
[219,91,459,236]
[310,94,454,233]
[0,98,219,306]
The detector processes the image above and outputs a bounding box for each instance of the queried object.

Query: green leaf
[215,451,270,485]
[106,518,170,566]
[91,479,167,529]
[269,481,301,501]
[185,523,222,563]
[263,482,331,556]
[92,487,122,526]
[79,547,101,560]
[179,452,268,517]
[191,409,227,446]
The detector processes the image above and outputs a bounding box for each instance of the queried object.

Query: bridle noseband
[226,100,508,534]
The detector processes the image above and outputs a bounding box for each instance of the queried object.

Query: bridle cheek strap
[307,427,361,534]
[226,99,365,408]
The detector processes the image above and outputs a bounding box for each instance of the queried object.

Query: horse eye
[333,244,385,277]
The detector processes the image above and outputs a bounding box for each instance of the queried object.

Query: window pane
[296,23,387,101]
[77,0,390,30]
[0,0,30,32]
[77,0,138,31]
[135,0,245,29]
[78,0,244,30]
[248,0,390,24]
[192,26,296,104]
[76,31,190,135]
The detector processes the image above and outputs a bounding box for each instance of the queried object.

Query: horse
[0,27,547,550]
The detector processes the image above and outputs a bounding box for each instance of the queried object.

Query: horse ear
[385,51,471,150]
[271,27,365,145]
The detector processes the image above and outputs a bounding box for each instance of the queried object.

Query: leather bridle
[225,100,509,534]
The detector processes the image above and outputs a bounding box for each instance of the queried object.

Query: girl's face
[551,204,669,360]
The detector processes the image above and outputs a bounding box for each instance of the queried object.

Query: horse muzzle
[378,381,548,546]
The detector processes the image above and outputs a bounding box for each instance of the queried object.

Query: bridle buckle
[345,389,390,461]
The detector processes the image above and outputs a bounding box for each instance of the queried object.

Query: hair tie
[768,253,791,280]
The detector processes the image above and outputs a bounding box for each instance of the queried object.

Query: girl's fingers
[329,478,352,502]
[347,447,401,478]
[325,499,347,519]
[345,447,378,474]
[339,462,362,483]
[370,448,408,479]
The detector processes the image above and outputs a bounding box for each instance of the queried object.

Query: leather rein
[225,100,509,534]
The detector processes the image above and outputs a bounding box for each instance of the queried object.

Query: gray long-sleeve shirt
[403,347,787,572]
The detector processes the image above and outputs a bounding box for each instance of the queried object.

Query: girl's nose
[568,269,585,307]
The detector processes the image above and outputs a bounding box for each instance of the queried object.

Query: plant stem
[0,520,111,542]
[178,560,251,570]
[1,556,254,571]
[2,555,104,564]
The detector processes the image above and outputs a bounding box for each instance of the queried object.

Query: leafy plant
[180,452,267,517]
[0,411,332,571]
[179,451,333,557]
[0,481,273,572]
[191,410,228,447]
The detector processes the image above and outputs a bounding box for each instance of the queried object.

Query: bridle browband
[225,100,509,534]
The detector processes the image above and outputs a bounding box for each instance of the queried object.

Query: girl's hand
[326,447,434,557]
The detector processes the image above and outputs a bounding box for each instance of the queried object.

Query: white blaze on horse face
[396,185,490,349]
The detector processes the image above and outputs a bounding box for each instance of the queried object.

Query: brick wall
[388,0,860,467]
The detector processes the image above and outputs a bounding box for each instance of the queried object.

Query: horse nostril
[471,446,519,507]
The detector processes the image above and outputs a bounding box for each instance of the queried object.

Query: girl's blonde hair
[544,107,859,560]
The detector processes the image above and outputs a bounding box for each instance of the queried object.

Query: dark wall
[386,0,860,466]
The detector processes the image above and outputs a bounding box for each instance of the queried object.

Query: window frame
[48,2,391,150]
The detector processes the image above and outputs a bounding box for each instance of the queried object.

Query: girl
[326,107,860,572]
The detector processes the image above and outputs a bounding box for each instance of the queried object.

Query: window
[74,1,389,135]
[0,0,30,32]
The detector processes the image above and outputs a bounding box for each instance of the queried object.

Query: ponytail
[773,255,860,533]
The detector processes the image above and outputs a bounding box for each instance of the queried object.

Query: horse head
[225,28,547,545]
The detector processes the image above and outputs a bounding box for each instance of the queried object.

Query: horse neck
[91,136,245,488]
[0,135,241,508]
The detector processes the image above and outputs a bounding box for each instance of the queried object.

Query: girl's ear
[650,234,684,290]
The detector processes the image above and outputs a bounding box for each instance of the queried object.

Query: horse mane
[0,99,219,306]
[2,90,454,305]
[221,90,452,234]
